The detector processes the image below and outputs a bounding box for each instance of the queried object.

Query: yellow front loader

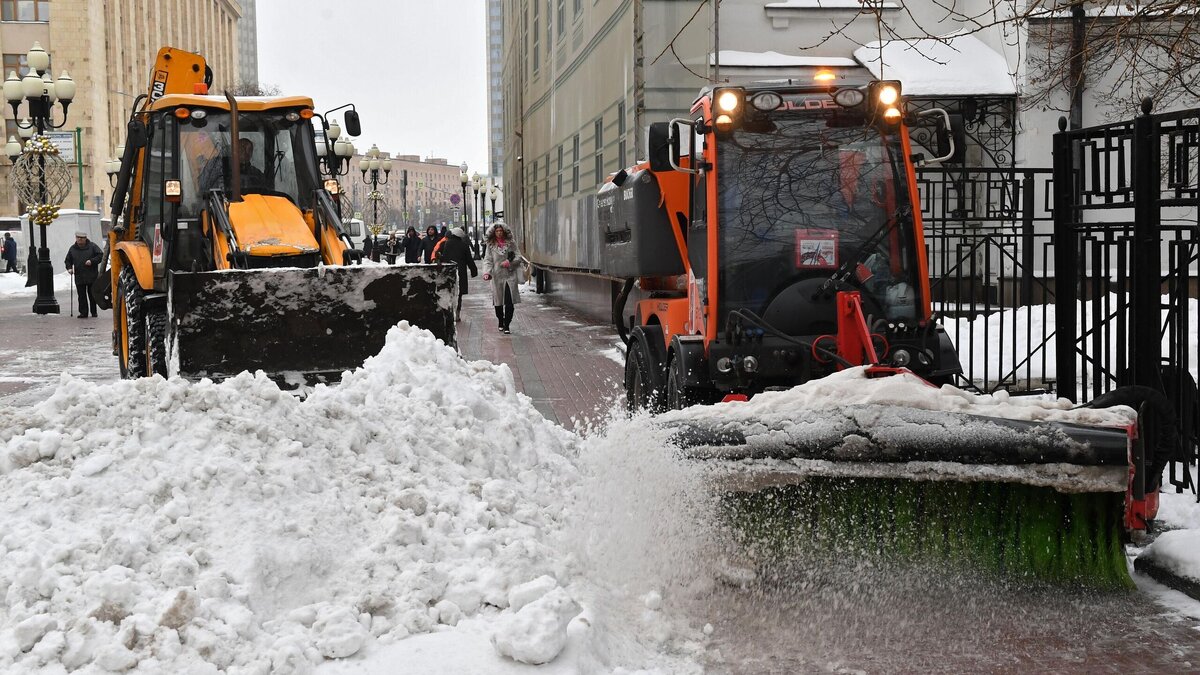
[97,47,455,385]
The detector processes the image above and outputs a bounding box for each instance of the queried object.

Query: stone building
[236,0,257,89]
[345,153,470,234]
[0,0,244,217]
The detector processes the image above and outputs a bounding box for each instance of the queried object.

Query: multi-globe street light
[489,185,501,227]
[359,144,392,257]
[470,172,483,257]
[3,42,76,314]
[315,118,357,222]
[458,163,469,236]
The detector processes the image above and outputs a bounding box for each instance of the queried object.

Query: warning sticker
[152,223,164,263]
[795,229,837,269]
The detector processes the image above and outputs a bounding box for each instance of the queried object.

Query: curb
[1134,555,1200,602]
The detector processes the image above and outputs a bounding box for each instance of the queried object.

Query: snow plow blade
[167,265,457,385]
[663,405,1136,589]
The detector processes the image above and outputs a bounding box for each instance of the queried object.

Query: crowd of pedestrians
[357,222,529,333]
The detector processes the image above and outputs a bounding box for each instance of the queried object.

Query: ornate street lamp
[470,172,483,257]
[313,106,360,220]
[358,144,391,259]
[4,42,76,313]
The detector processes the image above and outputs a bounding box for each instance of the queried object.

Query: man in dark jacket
[64,232,104,318]
[2,232,17,273]
[421,225,441,264]
[401,227,422,263]
[434,227,478,321]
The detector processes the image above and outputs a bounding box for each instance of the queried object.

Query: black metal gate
[918,167,1056,394]
[1053,101,1199,494]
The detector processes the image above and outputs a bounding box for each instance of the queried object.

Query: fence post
[1052,117,1078,401]
[1131,98,1162,390]
[1020,171,1035,305]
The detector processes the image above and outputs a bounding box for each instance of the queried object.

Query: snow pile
[0,271,71,296]
[0,322,590,673]
[1140,529,1200,586]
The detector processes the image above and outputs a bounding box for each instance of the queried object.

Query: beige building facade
[345,153,470,234]
[0,0,243,217]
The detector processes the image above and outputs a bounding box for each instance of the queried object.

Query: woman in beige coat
[481,223,527,333]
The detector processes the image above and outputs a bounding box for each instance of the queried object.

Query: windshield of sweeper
[716,116,921,327]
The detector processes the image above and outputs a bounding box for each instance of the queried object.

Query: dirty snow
[0,272,72,296]
[0,323,703,673]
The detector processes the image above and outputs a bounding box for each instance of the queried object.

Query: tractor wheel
[145,310,168,377]
[117,265,147,379]
[666,354,710,410]
[625,340,660,414]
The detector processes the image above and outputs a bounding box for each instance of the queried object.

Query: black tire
[625,341,661,414]
[118,265,147,379]
[666,354,710,410]
[145,310,168,377]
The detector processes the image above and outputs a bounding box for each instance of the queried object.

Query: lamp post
[489,185,500,225]
[358,144,391,259]
[314,118,356,220]
[458,162,469,235]
[4,42,76,314]
[470,172,483,257]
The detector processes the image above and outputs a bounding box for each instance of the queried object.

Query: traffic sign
[449,193,461,205]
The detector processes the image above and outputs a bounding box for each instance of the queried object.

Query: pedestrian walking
[481,222,528,334]
[383,232,401,265]
[362,233,374,260]
[2,232,17,273]
[434,227,478,321]
[401,226,422,264]
[64,232,104,318]
[421,225,441,263]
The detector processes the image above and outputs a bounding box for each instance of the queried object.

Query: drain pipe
[1068,2,1086,129]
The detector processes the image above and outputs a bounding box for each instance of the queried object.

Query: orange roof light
[814,69,837,82]
[300,108,314,119]
[174,107,190,119]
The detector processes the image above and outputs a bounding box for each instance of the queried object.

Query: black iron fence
[917,167,1056,394]
[918,104,1198,496]
[1054,102,1199,495]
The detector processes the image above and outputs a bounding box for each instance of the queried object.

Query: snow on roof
[853,34,1018,97]
[765,0,899,8]
[711,50,859,67]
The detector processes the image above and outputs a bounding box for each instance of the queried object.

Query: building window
[593,118,604,184]
[617,105,627,169]
[574,0,582,19]
[532,1,540,73]
[556,145,563,198]
[1,0,49,22]
[557,0,565,39]
[572,134,579,194]
[2,53,29,77]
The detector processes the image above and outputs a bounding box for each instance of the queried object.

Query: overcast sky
[257,0,490,174]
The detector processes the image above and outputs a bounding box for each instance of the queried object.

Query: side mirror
[343,110,362,137]
[126,119,148,150]
[935,113,965,164]
[647,122,672,172]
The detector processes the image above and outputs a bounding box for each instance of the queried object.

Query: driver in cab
[199,137,268,194]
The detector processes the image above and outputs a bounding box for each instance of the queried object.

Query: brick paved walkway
[456,284,625,429]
